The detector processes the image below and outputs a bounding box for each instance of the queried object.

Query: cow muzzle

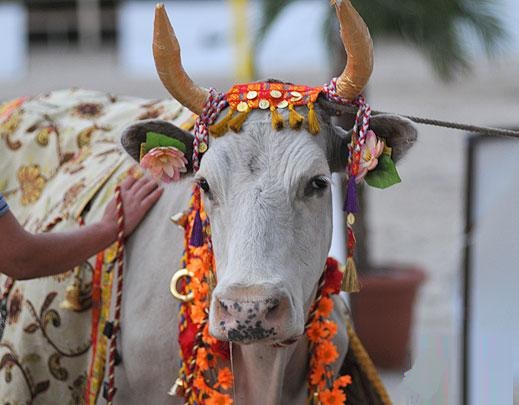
[209,284,299,344]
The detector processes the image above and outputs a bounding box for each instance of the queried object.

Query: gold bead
[347,213,356,225]
[237,101,249,112]
[270,89,282,98]
[246,90,258,100]
[290,91,303,101]
[198,142,208,153]
[259,99,270,109]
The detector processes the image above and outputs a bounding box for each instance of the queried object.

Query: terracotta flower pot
[350,266,426,370]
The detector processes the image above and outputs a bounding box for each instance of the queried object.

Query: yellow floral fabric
[0,89,190,403]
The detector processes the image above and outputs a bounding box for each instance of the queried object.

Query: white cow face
[198,116,333,344]
[122,101,417,345]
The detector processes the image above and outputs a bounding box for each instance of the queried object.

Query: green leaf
[364,154,401,189]
[144,132,186,154]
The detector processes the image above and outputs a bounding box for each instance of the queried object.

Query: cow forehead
[199,121,330,185]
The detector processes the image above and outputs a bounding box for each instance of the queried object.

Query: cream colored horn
[153,3,208,115]
[333,0,374,100]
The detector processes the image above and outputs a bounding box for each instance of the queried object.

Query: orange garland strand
[174,190,352,404]
[175,185,234,404]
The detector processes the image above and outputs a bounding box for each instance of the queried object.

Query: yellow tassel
[209,108,234,137]
[228,110,250,133]
[270,106,284,130]
[180,114,197,131]
[307,102,320,135]
[342,257,361,293]
[288,104,304,129]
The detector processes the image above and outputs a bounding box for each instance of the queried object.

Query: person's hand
[102,175,164,238]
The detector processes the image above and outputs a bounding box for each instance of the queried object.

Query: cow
[0,1,416,404]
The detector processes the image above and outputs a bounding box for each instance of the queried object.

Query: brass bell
[170,211,189,229]
[167,378,185,397]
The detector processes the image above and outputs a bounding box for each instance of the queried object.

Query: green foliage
[258,0,506,80]
[144,132,186,154]
[364,154,402,189]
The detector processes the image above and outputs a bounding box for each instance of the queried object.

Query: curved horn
[153,3,208,115]
[333,0,374,100]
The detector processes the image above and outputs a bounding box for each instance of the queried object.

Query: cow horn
[333,0,374,100]
[153,3,208,115]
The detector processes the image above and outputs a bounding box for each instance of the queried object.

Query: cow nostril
[265,299,280,319]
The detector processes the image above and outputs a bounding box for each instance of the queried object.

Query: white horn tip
[156,3,165,10]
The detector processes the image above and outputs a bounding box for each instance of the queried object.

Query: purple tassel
[343,176,359,213]
[189,210,204,247]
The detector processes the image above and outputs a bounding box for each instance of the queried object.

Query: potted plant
[257,0,505,370]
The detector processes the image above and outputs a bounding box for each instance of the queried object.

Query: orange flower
[322,320,338,339]
[206,391,233,405]
[192,246,209,258]
[193,375,209,392]
[191,303,208,324]
[333,375,352,390]
[309,364,325,386]
[216,368,234,390]
[319,387,346,405]
[317,297,334,318]
[307,322,323,343]
[188,257,207,276]
[196,347,210,371]
[203,329,218,346]
[316,340,339,365]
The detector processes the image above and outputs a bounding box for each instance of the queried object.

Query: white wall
[0,3,27,79]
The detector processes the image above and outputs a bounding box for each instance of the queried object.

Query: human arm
[0,175,163,280]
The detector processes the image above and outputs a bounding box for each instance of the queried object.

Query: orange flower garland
[173,190,352,404]
[175,184,234,404]
[306,258,352,404]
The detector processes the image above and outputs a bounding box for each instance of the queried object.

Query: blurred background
[1,0,518,403]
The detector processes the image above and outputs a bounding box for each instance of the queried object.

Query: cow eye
[198,178,210,193]
[310,176,330,191]
[305,175,330,196]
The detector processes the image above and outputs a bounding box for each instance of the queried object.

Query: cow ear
[327,114,417,172]
[121,119,194,171]
[369,114,417,162]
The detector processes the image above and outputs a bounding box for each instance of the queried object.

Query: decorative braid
[106,185,125,404]
[192,88,227,171]
[346,321,392,405]
[183,314,209,401]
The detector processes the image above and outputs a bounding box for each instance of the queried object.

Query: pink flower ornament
[355,130,384,183]
[140,146,188,183]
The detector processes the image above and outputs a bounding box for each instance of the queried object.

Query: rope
[106,185,125,404]
[346,321,392,405]
[193,88,227,171]
[334,104,519,139]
